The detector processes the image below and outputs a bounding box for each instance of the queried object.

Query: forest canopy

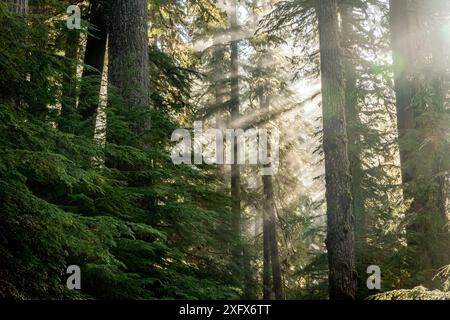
[0,0,449,301]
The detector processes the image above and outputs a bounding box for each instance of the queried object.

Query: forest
[0,0,449,301]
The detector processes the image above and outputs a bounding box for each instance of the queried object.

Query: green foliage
[370,286,450,300]
[1,0,448,301]
[0,1,239,300]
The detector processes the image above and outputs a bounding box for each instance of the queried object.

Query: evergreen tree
[76,0,108,138]
[316,0,356,300]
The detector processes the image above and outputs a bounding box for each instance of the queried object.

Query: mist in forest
[0,0,449,302]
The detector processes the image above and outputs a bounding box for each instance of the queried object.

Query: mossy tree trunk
[107,0,150,147]
[229,0,243,284]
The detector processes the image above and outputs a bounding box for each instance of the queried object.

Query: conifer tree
[390,0,450,280]
[77,0,108,138]
[317,0,356,300]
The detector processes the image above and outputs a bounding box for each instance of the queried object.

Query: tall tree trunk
[28,3,49,116]
[263,213,272,299]
[107,0,150,146]
[259,92,283,300]
[229,0,242,277]
[390,0,450,276]
[340,3,367,297]
[2,0,28,105]
[213,35,226,169]
[389,0,421,271]
[389,0,416,189]
[316,0,356,300]
[265,181,283,300]
[77,0,108,138]
[427,0,449,227]
[426,0,450,269]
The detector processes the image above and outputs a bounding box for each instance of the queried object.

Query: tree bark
[389,0,416,187]
[340,4,368,298]
[263,214,272,299]
[107,0,150,145]
[2,0,28,105]
[263,170,283,300]
[317,0,356,300]
[229,0,242,276]
[427,0,449,227]
[259,92,283,300]
[213,34,226,171]
[390,0,450,275]
[341,4,365,247]
[59,29,81,133]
